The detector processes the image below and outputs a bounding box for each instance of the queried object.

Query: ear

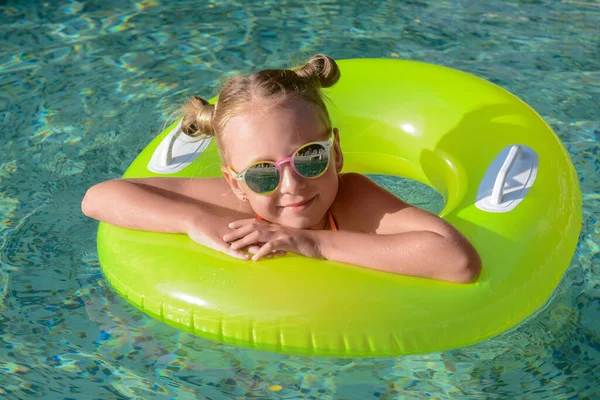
[221,165,248,201]
[332,128,344,173]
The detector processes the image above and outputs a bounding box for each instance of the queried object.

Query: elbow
[81,185,101,219]
[450,247,482,284]
[433,229,481,284]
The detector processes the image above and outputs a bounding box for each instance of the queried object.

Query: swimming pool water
[1,0,598,398]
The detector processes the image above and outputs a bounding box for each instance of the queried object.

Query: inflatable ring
[98,59,581,357]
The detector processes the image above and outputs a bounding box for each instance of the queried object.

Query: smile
[278,196,316,212]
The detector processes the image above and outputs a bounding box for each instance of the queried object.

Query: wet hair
[180,54,340,163]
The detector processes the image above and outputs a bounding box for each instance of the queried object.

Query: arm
[83,179,197,233]
[82,178,255,259]
[81,177,250,233]
[313,228,480,283]
[316,174,481,283]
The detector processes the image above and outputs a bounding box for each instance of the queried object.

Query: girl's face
[221,96,343,230]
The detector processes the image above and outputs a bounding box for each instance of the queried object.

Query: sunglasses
[228,136,334,195]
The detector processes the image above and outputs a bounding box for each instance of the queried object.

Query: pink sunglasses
[228,136,334,195]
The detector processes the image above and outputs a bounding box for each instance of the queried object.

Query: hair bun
[294,54,340,89]
[181,96,215,137]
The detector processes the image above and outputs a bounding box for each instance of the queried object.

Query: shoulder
[338,173,397,195]
[333,173,450,235]
[336,172,411,211]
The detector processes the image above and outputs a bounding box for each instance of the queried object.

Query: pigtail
[181,96,215,137]
[294,54,340,89]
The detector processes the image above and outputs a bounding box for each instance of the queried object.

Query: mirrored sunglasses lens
[294,144,329,177]
[244,163,280,193]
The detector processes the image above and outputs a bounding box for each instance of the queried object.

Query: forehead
[223,97,330,168]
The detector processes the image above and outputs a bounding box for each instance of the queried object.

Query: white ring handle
[490,145,521,206]
[147,121,212,174]
[159,135,174,167]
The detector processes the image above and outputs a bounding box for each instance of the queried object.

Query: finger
[225,246,250,260]
[252,241,278,261]
[212,238,250,260]
[248,246,282,257]
[230,231,265,250]
[223,223,260,242]
[228,219,265,229]
[244,245,262,255]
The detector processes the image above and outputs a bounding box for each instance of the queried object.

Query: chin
[277,216,313,229]
[287,209,330,230]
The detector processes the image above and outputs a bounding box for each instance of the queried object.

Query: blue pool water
[1,0,599,398]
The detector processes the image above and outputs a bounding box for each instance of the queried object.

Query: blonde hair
[180,54,340,162]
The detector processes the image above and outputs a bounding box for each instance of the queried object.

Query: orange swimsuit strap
[256,210,337,231]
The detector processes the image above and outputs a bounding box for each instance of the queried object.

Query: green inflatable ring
[98,59,581,357]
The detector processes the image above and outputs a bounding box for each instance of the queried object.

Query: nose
[279,163,306,194]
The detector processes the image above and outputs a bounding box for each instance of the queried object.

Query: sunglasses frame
[227,135,335,196]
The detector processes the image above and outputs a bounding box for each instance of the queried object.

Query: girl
[81,54,481,283]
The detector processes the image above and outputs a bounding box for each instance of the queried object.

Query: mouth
[278,195,316,212]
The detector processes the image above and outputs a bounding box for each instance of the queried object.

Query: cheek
[314,169,339,201]
[249,196,277,215]
[323,167,339,189]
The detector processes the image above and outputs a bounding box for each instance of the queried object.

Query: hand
[186,215,251,260]
[239,244,287,260]
[223,218,323,261]
[186,213,285,261]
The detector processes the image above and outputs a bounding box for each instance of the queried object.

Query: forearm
[82,180,205,233]
[314,230,480,283]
